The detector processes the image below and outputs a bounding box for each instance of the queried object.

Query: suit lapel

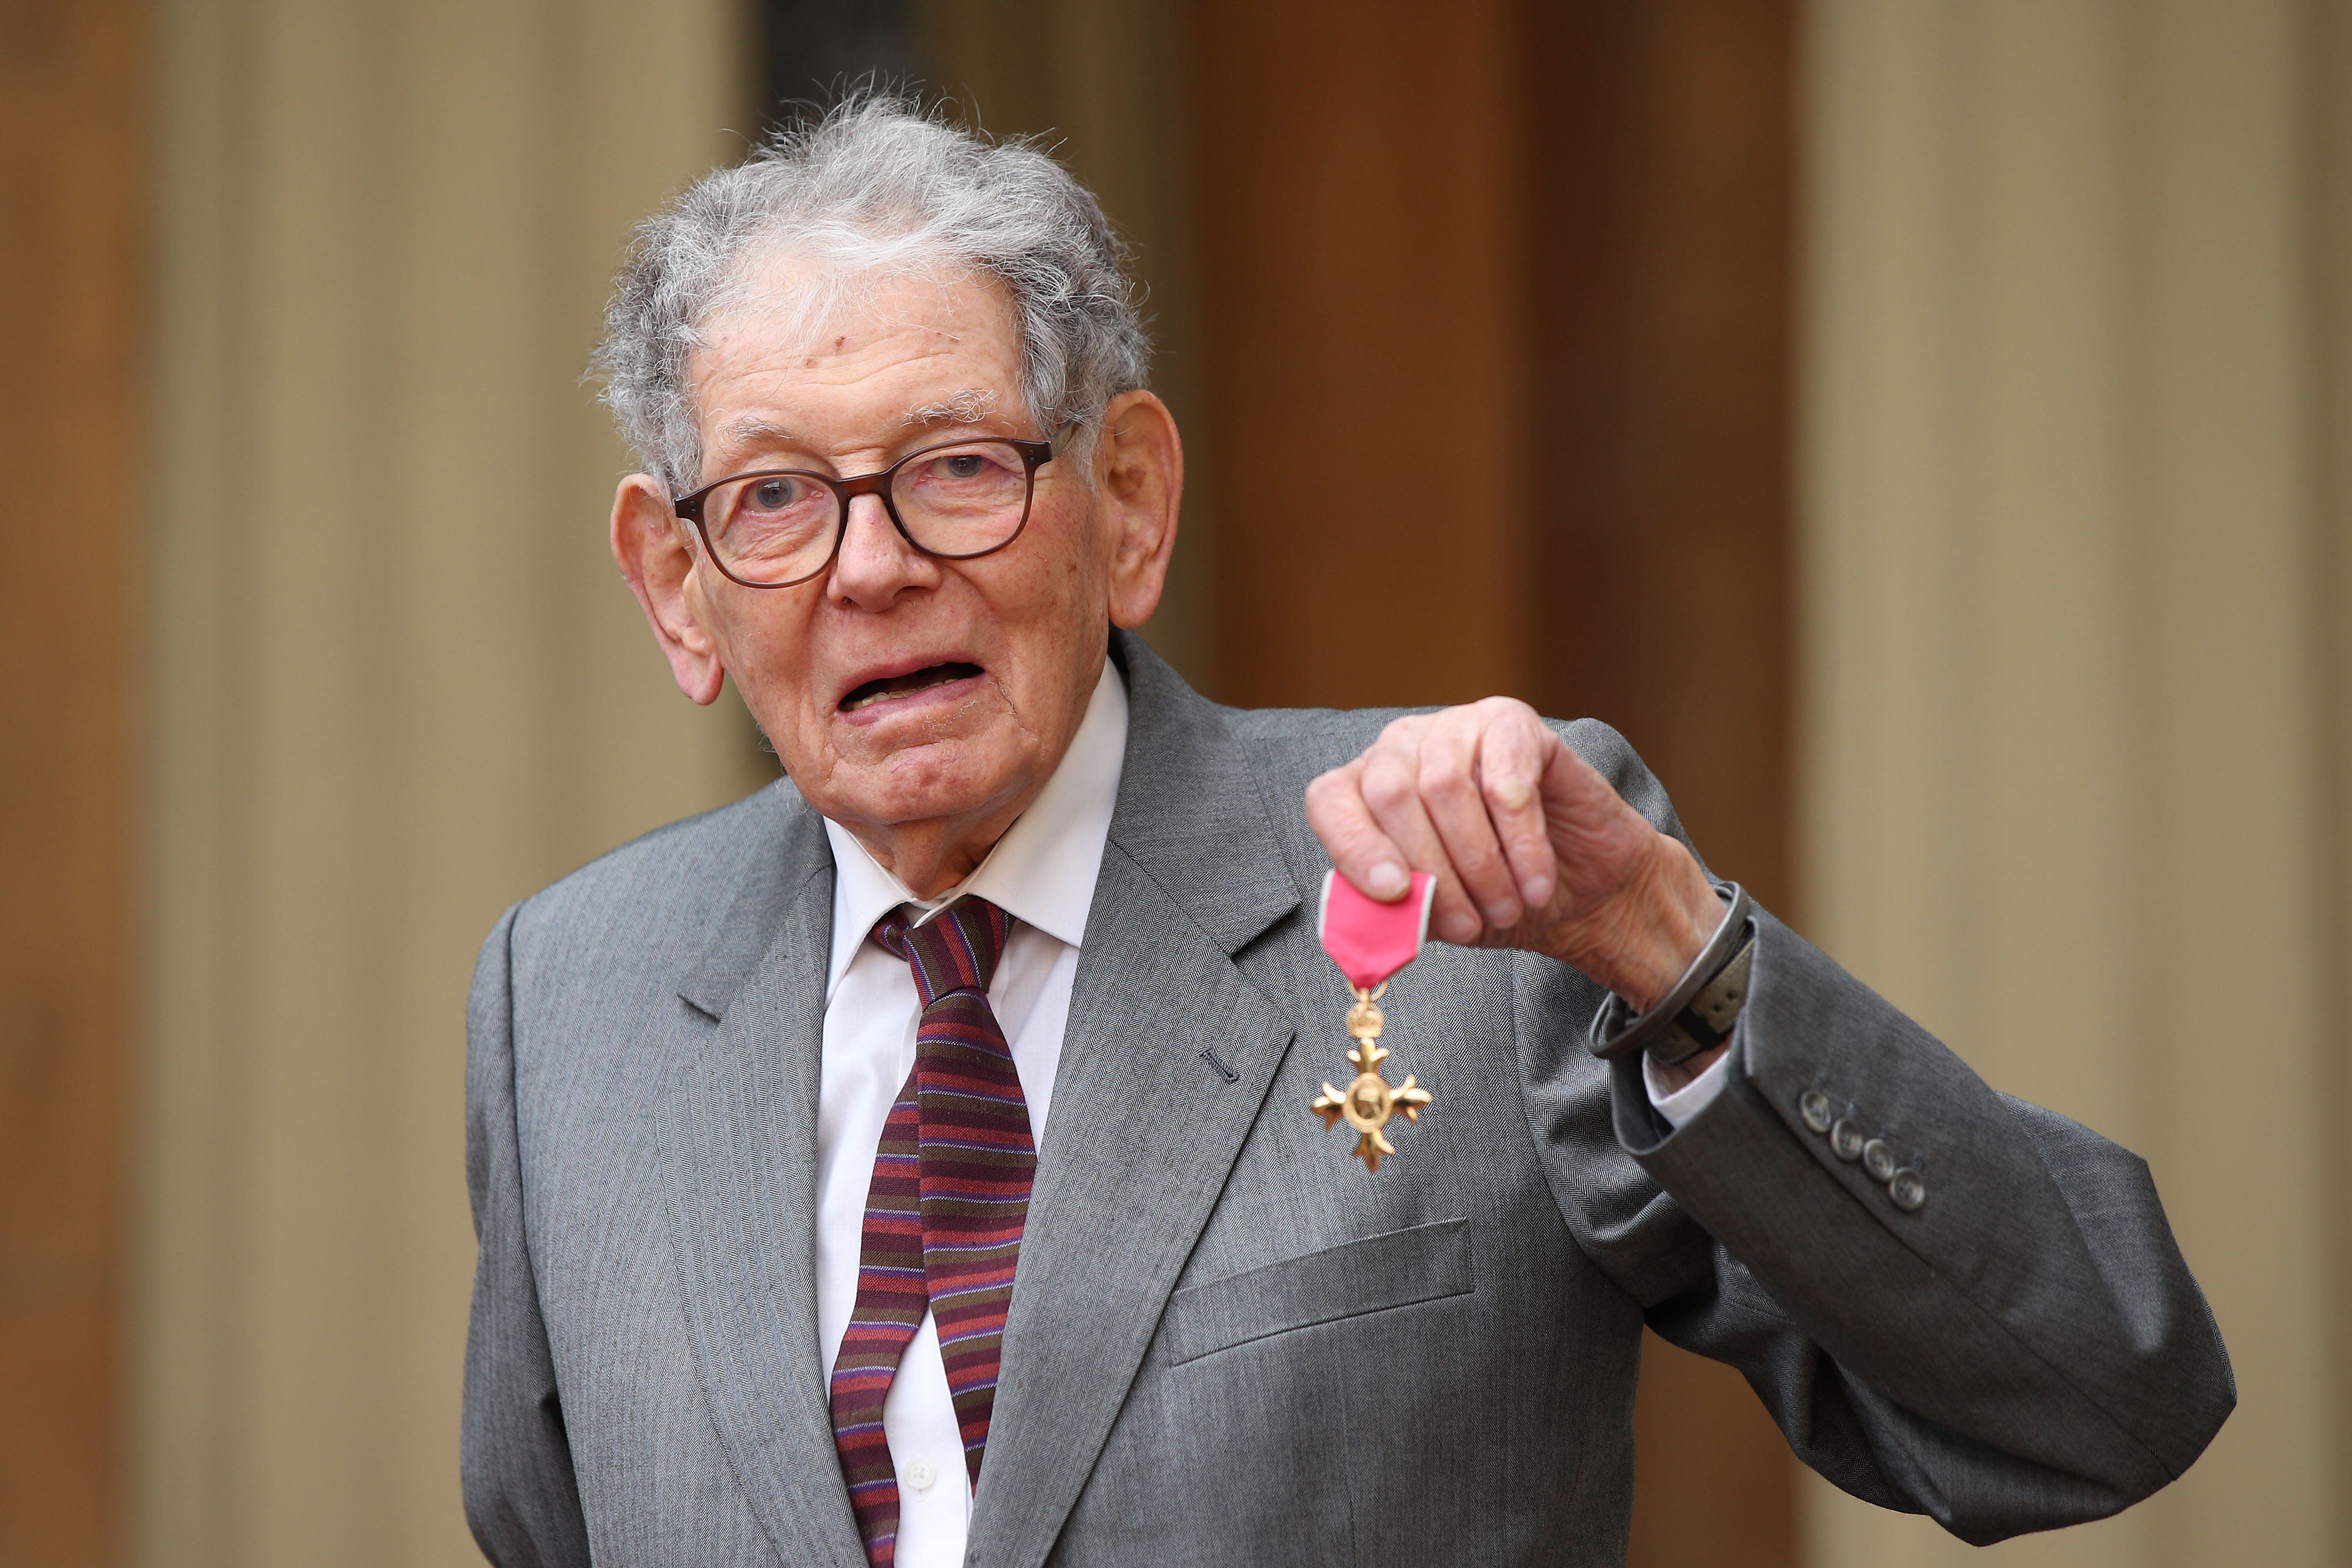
[965,634,1305,1568]
[654,798,868,1568]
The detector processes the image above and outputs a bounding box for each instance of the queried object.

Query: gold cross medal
[1311,869,1438,1171]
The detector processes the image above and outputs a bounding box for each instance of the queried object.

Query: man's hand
[1304,698,1726,1037]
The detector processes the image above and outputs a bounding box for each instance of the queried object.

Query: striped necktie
[828,895,1034,1567]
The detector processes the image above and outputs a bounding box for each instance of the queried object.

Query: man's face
[661,267,1142,870]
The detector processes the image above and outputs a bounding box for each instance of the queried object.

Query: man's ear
[612,473,727,705]
[1095,390,1183,629]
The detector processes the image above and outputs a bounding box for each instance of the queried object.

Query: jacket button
[1830,1118,1866,1161]
[1799,1089,1835,1134]
[903,1456,937,1492]
[1861,1138,1897,1183]
[1888,1169,1927,1212]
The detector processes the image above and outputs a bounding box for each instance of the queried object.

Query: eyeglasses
[671,434,1059,589]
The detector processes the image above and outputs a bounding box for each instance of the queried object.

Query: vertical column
[1799,1,2338,1563]
[1190,5,1802,1563]
[142,1,760,1562]
[1192,0,1530,710]
[1519,8,1801,1567]
[2320,4,2352,1557]
[1519,0,1799,917]
[0,1,143,1563]
[2130,4,2328,1562]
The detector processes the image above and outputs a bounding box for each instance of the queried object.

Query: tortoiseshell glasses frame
[671,433,1060,589]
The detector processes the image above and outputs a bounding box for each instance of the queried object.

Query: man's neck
[841,801,1028,900]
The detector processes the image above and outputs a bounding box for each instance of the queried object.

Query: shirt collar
[822,657,1130,997]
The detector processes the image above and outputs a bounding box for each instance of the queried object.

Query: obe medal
[1311,869,1437,1172]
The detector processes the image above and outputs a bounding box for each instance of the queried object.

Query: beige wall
[140,1,766,1562]
[1800,1,2347,1564]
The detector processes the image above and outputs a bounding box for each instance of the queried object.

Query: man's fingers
[1359,733,1483,943]
[1308,699,1663,963]
[1305,706,1571,948]
[1476,708,1558,910]
[1417,709,1524,932]
[1303,761,1412,902]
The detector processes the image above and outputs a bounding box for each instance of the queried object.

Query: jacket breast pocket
[1164,1217,1474,1365]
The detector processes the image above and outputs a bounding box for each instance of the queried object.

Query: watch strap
[1586,881,1754,1065]
[1647,934,1753,1065]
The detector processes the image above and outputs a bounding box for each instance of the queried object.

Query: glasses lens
[890,440,1033,556]
[705,472,839,583]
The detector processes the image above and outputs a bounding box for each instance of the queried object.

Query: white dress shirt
[811,660,1726,1566]
[1647,1045,1732,1127]
[815,661,1128,1568]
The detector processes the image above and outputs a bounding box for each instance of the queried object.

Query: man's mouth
[838,661,984,713]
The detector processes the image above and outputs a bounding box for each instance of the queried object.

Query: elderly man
[463,101,2229,1568]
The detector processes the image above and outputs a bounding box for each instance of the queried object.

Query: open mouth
[839,661,984,714]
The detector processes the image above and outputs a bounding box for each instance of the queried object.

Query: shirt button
[1829,1117,1866,1162]
[1889,1168,1927,1212]
[1799,1089,1835,1134]
[903,1456,937,1492]
[1861,1137,1897,1183]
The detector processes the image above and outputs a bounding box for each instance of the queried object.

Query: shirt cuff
[1643,1048,1733,1128]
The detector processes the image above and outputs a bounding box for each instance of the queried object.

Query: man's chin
[810,734,1028,834]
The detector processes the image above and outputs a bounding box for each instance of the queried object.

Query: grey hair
[593,95,1150,496]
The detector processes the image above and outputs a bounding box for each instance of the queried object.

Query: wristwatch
[1585,881,1755,1066]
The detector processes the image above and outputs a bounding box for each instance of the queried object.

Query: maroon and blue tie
[828,895,1034,1567]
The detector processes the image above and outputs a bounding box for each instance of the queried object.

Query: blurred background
[4,0,2347,1563]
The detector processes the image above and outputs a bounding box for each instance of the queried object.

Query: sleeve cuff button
[1829,1117,1866,1161]
[1799,1089,1835,1133]
[1889,1169,1927,1212]
[1862,1138,1898,1183]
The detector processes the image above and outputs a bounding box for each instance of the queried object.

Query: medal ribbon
[1317,868,1438,988]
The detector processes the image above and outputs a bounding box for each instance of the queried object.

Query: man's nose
[827,491,937,609]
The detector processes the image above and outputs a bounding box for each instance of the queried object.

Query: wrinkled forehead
[694,244,1021,387]
[679,249,1031,475]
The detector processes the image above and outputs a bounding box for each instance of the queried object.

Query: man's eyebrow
[714,414,804,449]
[902,390,1000,427]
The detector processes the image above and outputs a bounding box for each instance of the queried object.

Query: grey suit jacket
[464,631,2231,1567]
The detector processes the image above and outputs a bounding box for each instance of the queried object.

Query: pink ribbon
[1317,869,1437,989]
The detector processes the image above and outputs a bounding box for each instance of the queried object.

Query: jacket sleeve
[1525,721,2234,1546]
[463,902,593,1567]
